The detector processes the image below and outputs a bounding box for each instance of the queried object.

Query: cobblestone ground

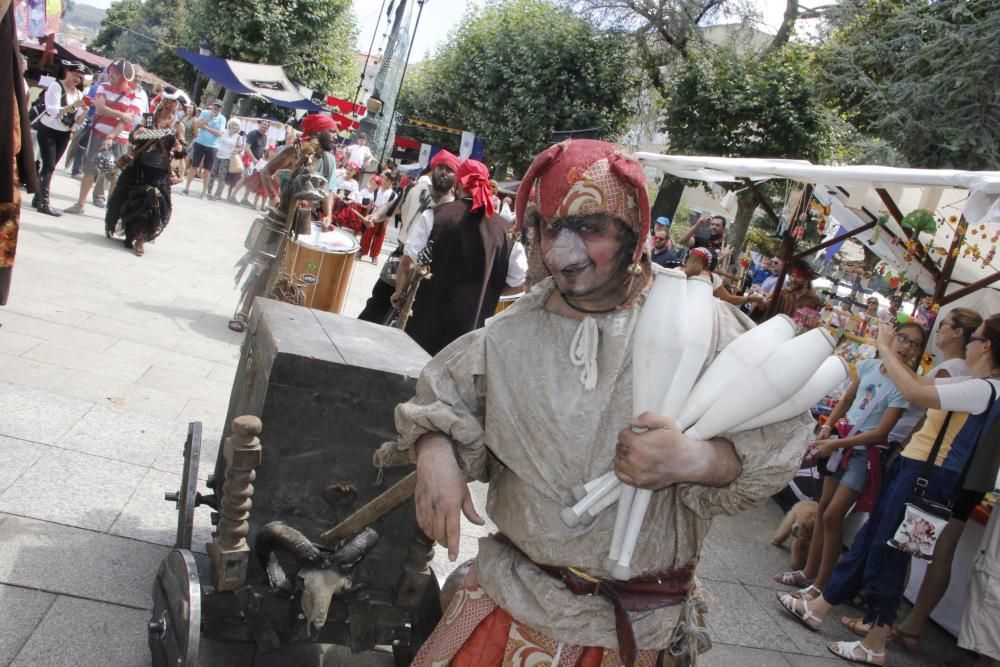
[0,170,973,666]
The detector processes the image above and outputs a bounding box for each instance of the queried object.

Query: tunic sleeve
[676,413,813,519]
[394,330,489,481]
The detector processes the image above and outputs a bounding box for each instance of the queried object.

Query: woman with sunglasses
[779,315,1000,665]
[773,322,922,600]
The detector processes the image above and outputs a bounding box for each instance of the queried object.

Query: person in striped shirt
[64,59,142,215]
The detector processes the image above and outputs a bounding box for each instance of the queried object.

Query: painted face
[540,214,627,300]
[431,165,456,194]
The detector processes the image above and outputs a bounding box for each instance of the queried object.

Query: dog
[772,500,818,570]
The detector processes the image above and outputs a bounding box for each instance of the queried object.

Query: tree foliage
[205,0,356,97]
[662,44,832,253]
[397,0,638,174]
[89,0,144,57]
[814,0,1000,170]
[90,0,193,84]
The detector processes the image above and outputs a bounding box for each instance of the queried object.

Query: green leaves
[397,0,638,174]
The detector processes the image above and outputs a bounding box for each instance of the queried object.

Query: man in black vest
[393,159,526,355]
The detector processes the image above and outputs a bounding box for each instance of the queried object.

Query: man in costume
[392,140,811,665]
[356,151,459,324]
[393,158,526,356]
[770,258,823,318]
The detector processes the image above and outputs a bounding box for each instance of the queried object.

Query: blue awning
[176,48,324,112]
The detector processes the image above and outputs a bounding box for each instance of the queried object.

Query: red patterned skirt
[413,566,671,667]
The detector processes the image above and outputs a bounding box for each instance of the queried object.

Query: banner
[175,49,325,111]
[460,131,475,160]
[419,144,432,167]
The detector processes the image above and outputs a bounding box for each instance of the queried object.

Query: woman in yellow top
[778,315,1000,666]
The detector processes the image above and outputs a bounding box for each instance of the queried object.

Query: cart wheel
[164,422,203,550]
[149,549,201,667]
[392,642,418,667]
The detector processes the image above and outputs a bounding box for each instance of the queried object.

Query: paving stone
[0,436,50,494]
[50,370,188,419]
[696,543,741,584]
[138,365,233,405]
[0,448,146,531]
[0,328,44,356]
[701,642,793,666]
[0,513,171,608]
[743,584,850,659]
[59,403,190,467]
[21,339,154,383]
[0,583,56,664]
[205,361,238,385]
[75,312,185,351]
[179,398,230,432]
[0,352,74,392]
[702,580,802,654]
[0,293,94,326]
[10,596,149,667]
[0,382,93,444]
[110,468,216,554]
[2,314,118,352]
[170,336,242,364]
[780,653,844,666]
[0,309,20,326]
[150,423,221,482]
[105,338,216,378]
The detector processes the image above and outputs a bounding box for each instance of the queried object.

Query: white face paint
[544,227,589,275]
[541,219,627,302]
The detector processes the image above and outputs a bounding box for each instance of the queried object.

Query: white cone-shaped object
[608,268,689,565]
[579,484,622,526]
[685,328,836,441]
[561,471,621,527]
[605,483,636,571]
[677,315,796,429]
[612,276,716,580]
[573,470,617,502]
[731,356,848,432]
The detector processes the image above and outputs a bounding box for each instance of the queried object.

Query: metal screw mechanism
[148,611,168,637]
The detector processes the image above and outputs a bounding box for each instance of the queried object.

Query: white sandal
[773,569,813,586]
[777,591,821,631]
[827,640,885,665]
[792,584,821,600]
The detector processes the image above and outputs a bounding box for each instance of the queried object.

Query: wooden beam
[932,216,969,305]
[791,220,878,261]
[874,188,942,284]
[939,271,1000,306]
[765,183,813,318]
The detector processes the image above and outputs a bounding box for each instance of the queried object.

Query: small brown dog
[772,500,818,570]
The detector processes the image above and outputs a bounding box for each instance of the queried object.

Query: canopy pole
[791,220,878,261]
[939,270,1000,307]
[932,215,969,305]
[875,188,942,283]
[763,182,813,319]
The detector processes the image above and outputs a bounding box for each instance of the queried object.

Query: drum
[282,228,359,314]
[494,293,521,314]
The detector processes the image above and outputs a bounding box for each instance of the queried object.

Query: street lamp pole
[378,0,427,166]
[191,38,211,107]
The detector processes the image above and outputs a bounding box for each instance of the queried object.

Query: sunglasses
[895,332,922,349]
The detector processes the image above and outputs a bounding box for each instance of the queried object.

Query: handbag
[889,381,997,560]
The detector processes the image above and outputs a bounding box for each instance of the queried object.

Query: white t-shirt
[404,209,527,288]
[39,81,82,132]
[215,131,242,160]
[936,376,1000,415]
[358,187,375,205]
[346,143,373,168]
[889,357,972,443]
[341,179,360,203]
[374,187,396,208]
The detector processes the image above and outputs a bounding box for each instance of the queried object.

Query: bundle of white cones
[561,266,848,580]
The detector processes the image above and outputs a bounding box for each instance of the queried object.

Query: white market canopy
[636,154,1000,301]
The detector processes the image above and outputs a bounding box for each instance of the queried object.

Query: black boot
[30,193,40,209]
[36,183,61,217]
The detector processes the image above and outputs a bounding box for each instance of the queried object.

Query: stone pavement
[0,170,973,666]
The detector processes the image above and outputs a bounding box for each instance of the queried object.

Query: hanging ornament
[901,209,937,234]
[871,214,889,244]
[983,247,995,267]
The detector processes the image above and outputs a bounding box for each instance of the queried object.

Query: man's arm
[679,216,707,248]
[414,434,485,560]
[95,94,135,124]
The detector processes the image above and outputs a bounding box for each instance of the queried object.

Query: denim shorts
[832,447,869,493]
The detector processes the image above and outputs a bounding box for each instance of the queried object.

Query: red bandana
[430,149,460,173]
[457,160,495,218]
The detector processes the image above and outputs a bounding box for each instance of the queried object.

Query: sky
[350,0,803,62]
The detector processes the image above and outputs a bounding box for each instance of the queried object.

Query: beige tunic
[395,277,812,650]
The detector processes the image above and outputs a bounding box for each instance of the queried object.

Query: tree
[205,0,356,98]
[814,0,1000,170]
[661,44,832,254]
[89,0,144,57]
[397,0,638,174]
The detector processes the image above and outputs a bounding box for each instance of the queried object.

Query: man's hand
[615,412,742,489]
[390,289,404,306]
[414,435,484,560]
[614,413,696,490]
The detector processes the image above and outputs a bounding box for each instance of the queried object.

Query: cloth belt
[494,533,694,666]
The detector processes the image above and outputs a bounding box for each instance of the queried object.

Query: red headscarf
[430,149,461,173]
[514,139,651,271]
[456,160,495,218]
[300,113,337,139]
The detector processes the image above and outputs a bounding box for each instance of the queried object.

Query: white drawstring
[570,316,599,390]
[552,641,564,665]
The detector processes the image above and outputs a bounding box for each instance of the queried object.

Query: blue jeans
[823,456,959,626]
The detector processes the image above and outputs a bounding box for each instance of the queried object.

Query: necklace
[561,294,623,315]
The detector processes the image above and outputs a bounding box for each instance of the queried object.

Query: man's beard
[431,174,452,194]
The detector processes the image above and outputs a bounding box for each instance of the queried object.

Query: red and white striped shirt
[91,82,142,144]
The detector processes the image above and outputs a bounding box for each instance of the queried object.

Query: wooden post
[208,416,263,592]
[932,216,968,306]
[764,183,813,318]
